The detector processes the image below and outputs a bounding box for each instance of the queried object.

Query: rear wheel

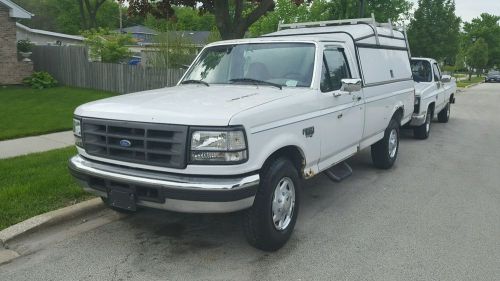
[414,109,432,139]
[243,158,300,251]
[371,118,400,169]
[438,102,450,123]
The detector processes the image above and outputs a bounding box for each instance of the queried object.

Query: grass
[457,76,484,88]
[0,147,91,230]
[0,86,115,140]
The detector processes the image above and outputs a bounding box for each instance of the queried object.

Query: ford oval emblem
[119,139,132,147]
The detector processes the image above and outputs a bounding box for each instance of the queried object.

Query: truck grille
[81,118,188,168]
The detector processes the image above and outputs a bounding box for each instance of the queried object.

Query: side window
[320,49,351,92]
[432,63,441,82]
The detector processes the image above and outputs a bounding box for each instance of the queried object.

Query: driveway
[1,84,499,281]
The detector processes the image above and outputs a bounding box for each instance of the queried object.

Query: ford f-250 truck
[408,57,457,139]
[69,17,415,251]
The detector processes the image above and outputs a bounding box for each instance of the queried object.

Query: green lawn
[457,76,484,88]
[0,86,115,140]
[0,147,91,230]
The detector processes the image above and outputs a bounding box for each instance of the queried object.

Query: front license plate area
[108,189,136,211]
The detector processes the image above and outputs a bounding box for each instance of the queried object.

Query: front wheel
[414,109,432,139]
[437,102,450,123]
[371,118,400,169]
[243,158,300,251]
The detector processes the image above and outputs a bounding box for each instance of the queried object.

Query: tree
[143,7,216,32]
[78,0,109,30]
[463,13,500,69]
[126,0,275,39]
[248,0,331,37]
[466,38,489,80]
[15,0,121,35]
[407,0,461,64]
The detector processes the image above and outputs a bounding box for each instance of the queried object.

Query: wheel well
[392,107,404,124]
[428,102,435,117]
[261,146,305,178]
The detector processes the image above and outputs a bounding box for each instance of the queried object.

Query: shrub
[82,28,134,63]
[17,39,34,53]
[23,72,58,89]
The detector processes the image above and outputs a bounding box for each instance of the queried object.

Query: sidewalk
[0,131,74,159]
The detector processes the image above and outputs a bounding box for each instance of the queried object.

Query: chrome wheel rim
[388,129,398,158]
[272,177,295,231]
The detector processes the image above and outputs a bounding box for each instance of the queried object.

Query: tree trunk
[77,0,88,29]
[214,0,274,40]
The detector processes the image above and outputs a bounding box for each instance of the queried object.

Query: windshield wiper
[181,79,209,87]
[229,78,282,90]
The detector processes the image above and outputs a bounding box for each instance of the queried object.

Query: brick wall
[0,5,32,85]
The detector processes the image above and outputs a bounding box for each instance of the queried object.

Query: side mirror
[341,78,362,93]
[441,75,451,83]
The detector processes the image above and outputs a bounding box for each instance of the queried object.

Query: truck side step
[324,162,353,182]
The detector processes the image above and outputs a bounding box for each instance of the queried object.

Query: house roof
[16,22,84,41]
[118,25,158,35]
[171,31,211,46]
[0,0,33,19]
[118,25,211,46]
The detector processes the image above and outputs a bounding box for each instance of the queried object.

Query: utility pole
[119,1,123,33]
[359,0,366,17]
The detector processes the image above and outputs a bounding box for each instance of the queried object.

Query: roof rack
[277,13,405,46]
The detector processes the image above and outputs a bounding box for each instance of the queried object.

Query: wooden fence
[32,46,185,94]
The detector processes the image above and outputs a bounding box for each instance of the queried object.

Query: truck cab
[409,57,456,139]
[69,18,415,251]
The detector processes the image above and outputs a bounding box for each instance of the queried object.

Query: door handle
[353,95,362,101]
[337,112,343,119]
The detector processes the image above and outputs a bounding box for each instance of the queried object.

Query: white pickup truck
[408,57,456,139]
[69,18,415,251]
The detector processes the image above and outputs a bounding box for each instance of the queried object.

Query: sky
[409,0,500,23]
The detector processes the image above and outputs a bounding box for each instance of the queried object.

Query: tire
[371,118,400,169]
[101,197,136,214]
[413,109,432,139]
[243,158,300,251]
[437,102,450,123]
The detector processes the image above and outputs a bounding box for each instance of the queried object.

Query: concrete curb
[0,198,104,248]
[458,81,484,90]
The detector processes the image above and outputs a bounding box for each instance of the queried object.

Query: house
[0,0,33,85]
[16,22,83,46]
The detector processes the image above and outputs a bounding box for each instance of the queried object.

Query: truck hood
[413,82,433,96]
[75,85,291,126]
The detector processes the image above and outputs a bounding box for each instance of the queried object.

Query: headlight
[73,118,83,147]
[73,118,81,136]
[190,129,247,164]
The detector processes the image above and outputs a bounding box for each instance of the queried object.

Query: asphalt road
[1,83,499,281]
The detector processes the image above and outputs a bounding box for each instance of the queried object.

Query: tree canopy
[463,13,500,69]
[466,38,489,77]
[407,0,461,64]
[127,0,275,39]
[16,0,121,35]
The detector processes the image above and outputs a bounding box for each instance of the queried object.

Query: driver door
[317,47,365,170]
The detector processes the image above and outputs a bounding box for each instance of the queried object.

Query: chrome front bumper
[409,111,427,126]
[68,155,259,213]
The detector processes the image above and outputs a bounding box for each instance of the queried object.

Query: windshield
[411,60,432,82]
[182,43,316,88]
[488,71,500,76]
